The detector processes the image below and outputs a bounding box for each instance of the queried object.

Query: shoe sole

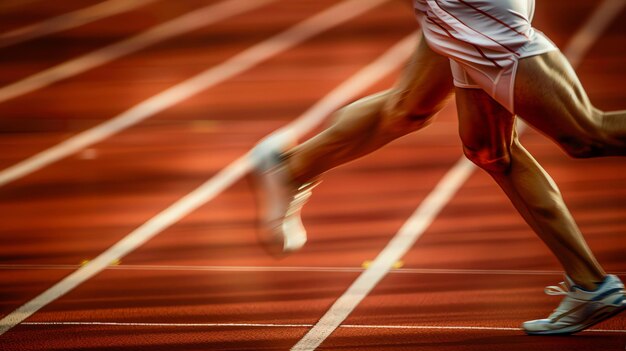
[524,301,626,336]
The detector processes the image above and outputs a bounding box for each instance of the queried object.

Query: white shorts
[413,0,557,113]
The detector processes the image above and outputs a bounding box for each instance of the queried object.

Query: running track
[0,0,624,350]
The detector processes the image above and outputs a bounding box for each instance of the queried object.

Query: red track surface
[0,0,624,350]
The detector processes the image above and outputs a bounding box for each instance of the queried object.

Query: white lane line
[0,264,595,275]
[291,1,626,350]
[292,159,476,351]
[0,0,275,106]
[18,322,626,334]
[0,0,387,189]
[0,0,158,48]
[0,12,414,337]
[22,321,314,328]
[562,0,626,68]
[3,263,624,276]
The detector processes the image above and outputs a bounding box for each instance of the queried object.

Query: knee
[463,145,512,173]
[559,109,611,158]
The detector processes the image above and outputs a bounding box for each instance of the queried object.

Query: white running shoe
[522,274,626,335]
[250,133,319,256]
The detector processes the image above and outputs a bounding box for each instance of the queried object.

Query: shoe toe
[281,215,307,252]
[522,319,552,333]
[258,218,307,257]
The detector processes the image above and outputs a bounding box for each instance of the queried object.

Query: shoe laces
[544,281,571,296]
[285,181,320,217]
[544,280,584,320]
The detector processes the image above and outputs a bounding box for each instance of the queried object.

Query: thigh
[456,87,516,168]
[514,50,599,144]
[384,33,455,120]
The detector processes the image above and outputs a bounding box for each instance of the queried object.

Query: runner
[251,0,626,335]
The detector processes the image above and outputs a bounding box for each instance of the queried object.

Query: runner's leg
[286,34,454,184]
[250,34,453,254]
[515,50,626,157]
[456,87,606,290]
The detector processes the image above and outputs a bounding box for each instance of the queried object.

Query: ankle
[569,274,606,291]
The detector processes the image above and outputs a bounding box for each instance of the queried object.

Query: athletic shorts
[413,0,558,113]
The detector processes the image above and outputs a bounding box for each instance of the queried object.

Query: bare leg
[457,88,606,290]
[515,50,626,157]
[286,34,454,184]
[249,35,453,254]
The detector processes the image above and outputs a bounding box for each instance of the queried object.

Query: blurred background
[0,1,624,350]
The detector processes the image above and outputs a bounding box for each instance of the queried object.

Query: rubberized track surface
[0,0,624,350]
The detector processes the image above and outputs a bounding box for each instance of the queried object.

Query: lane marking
[0,4,413,335]
[0,0,383,189]
[18,321,626,334]
[1,263,623,276]
[291,1,626,350]
[292,159,476,350]
[562,0,626,68]
[0,0,276,107]
[0,0,158,48]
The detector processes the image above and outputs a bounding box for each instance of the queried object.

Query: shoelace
[285,181,321,217]
[544,280,588,320]
[544,281,570,296]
